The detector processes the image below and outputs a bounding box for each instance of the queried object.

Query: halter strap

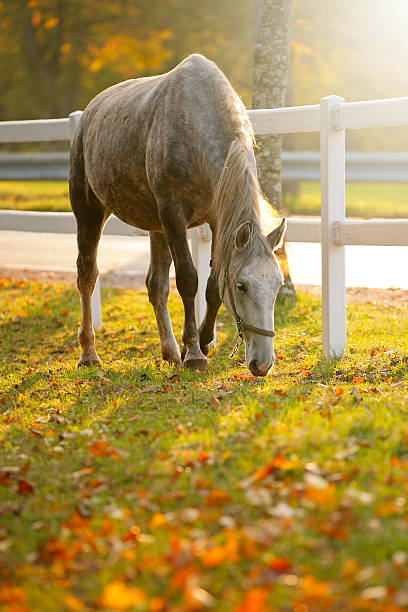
[221,251,276,340]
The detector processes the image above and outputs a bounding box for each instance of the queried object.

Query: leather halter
[220,250,276,351]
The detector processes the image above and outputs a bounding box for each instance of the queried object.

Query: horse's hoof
[200,343,210,356]
[77,359,100,368]
[163,355,182,366]
[184,358,208,371]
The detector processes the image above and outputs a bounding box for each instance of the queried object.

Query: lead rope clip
[229,332,243,358]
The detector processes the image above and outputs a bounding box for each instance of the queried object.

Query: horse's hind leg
[158,203,208,371]
[71,180,109,367]
[146,232,181,365]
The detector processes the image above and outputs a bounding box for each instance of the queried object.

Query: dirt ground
[1,266,407,306]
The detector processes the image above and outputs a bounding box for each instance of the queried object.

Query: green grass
[0,181,69,212]
[1,180,408,218]
[1,278,408,611]
[283,181,408,218]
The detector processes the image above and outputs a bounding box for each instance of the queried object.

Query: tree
[0,0,174,119]
[252,0,295,297]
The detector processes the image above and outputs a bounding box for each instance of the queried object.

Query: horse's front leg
[199,268,221,356]
[146,231,181,365]
[159,206,208,371]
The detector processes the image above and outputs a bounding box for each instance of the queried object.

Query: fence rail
[2,150,408,182]
[1,98,408,356]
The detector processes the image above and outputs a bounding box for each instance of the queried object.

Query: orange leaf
[65,594,84,611]
[168,373,180,382]
[233,373,251,381]
[304,483,336,508]
[197,451,211,463]
[201,545,229,567]
[299,574,332,601]
[206,489,230,505]
[234,587,270,612]
[376,499,402,517]
[335,387,344,396]
[149,597,166,612]
[351,376,364,383]
[87,441,118,459]
[251,455,285,482]
[270,557,292,573]
[100,581,145,610]
[148,513,167,530]
[0,586,26,605]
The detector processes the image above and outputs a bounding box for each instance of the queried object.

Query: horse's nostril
[249,359,271,377]
[249,359,259,373]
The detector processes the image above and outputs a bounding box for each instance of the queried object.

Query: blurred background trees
[1,0,407,150]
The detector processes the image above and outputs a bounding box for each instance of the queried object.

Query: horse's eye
[237,283,247,293]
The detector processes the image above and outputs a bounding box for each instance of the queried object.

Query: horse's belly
[88,166,162,232]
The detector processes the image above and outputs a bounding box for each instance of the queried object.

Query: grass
[283,181,408,218]
[0,181,69,213]
[1,180,408,218]
[1,278,408,611]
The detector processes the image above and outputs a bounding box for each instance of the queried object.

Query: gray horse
[69,54,286,376]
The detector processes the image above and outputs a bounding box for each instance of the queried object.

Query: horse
[69,54,286,377]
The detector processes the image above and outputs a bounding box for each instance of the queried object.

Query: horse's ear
[267,218,286,251]
[235,221,251,250]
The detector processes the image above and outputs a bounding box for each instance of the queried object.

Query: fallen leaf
[233,373,251,381]
[17,479,34,495]
[270,557,292,573]
[201,546,229,567]
[100,581,146,610]
[87,441,119,460]
[234,587,270,612]
[206,489,230,505]
[168,373,180,382]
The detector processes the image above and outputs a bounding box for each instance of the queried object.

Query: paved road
[1,230,407,289]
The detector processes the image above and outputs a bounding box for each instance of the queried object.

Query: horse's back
[71,55,248,230]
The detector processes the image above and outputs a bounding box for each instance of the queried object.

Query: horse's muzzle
[249,359,273,377]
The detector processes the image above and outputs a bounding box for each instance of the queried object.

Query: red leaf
[17,479,34,495]
[270,557,292,573]
[233,373,251,381]
[168,373,181,382]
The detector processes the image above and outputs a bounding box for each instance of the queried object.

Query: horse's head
[220,218,286,377]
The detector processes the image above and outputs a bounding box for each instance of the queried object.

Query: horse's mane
[211,138,280,281]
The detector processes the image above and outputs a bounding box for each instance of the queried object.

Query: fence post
[191,224,215,344]
[69,110,101,330]
[320,95,346,357]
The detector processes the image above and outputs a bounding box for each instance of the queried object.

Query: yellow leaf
[341,558,361,578]
[300,574,331,598]
[148,512,167,530]
[304,483,336,508]
[31,10,41,27]
[100,581,145,610]
[44,17,59,29]
[65,594,84,611]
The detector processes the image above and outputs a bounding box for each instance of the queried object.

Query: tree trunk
[252,0,295,297]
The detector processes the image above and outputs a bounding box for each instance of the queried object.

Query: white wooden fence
[1,97,408,357]
[3,151,408,182]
